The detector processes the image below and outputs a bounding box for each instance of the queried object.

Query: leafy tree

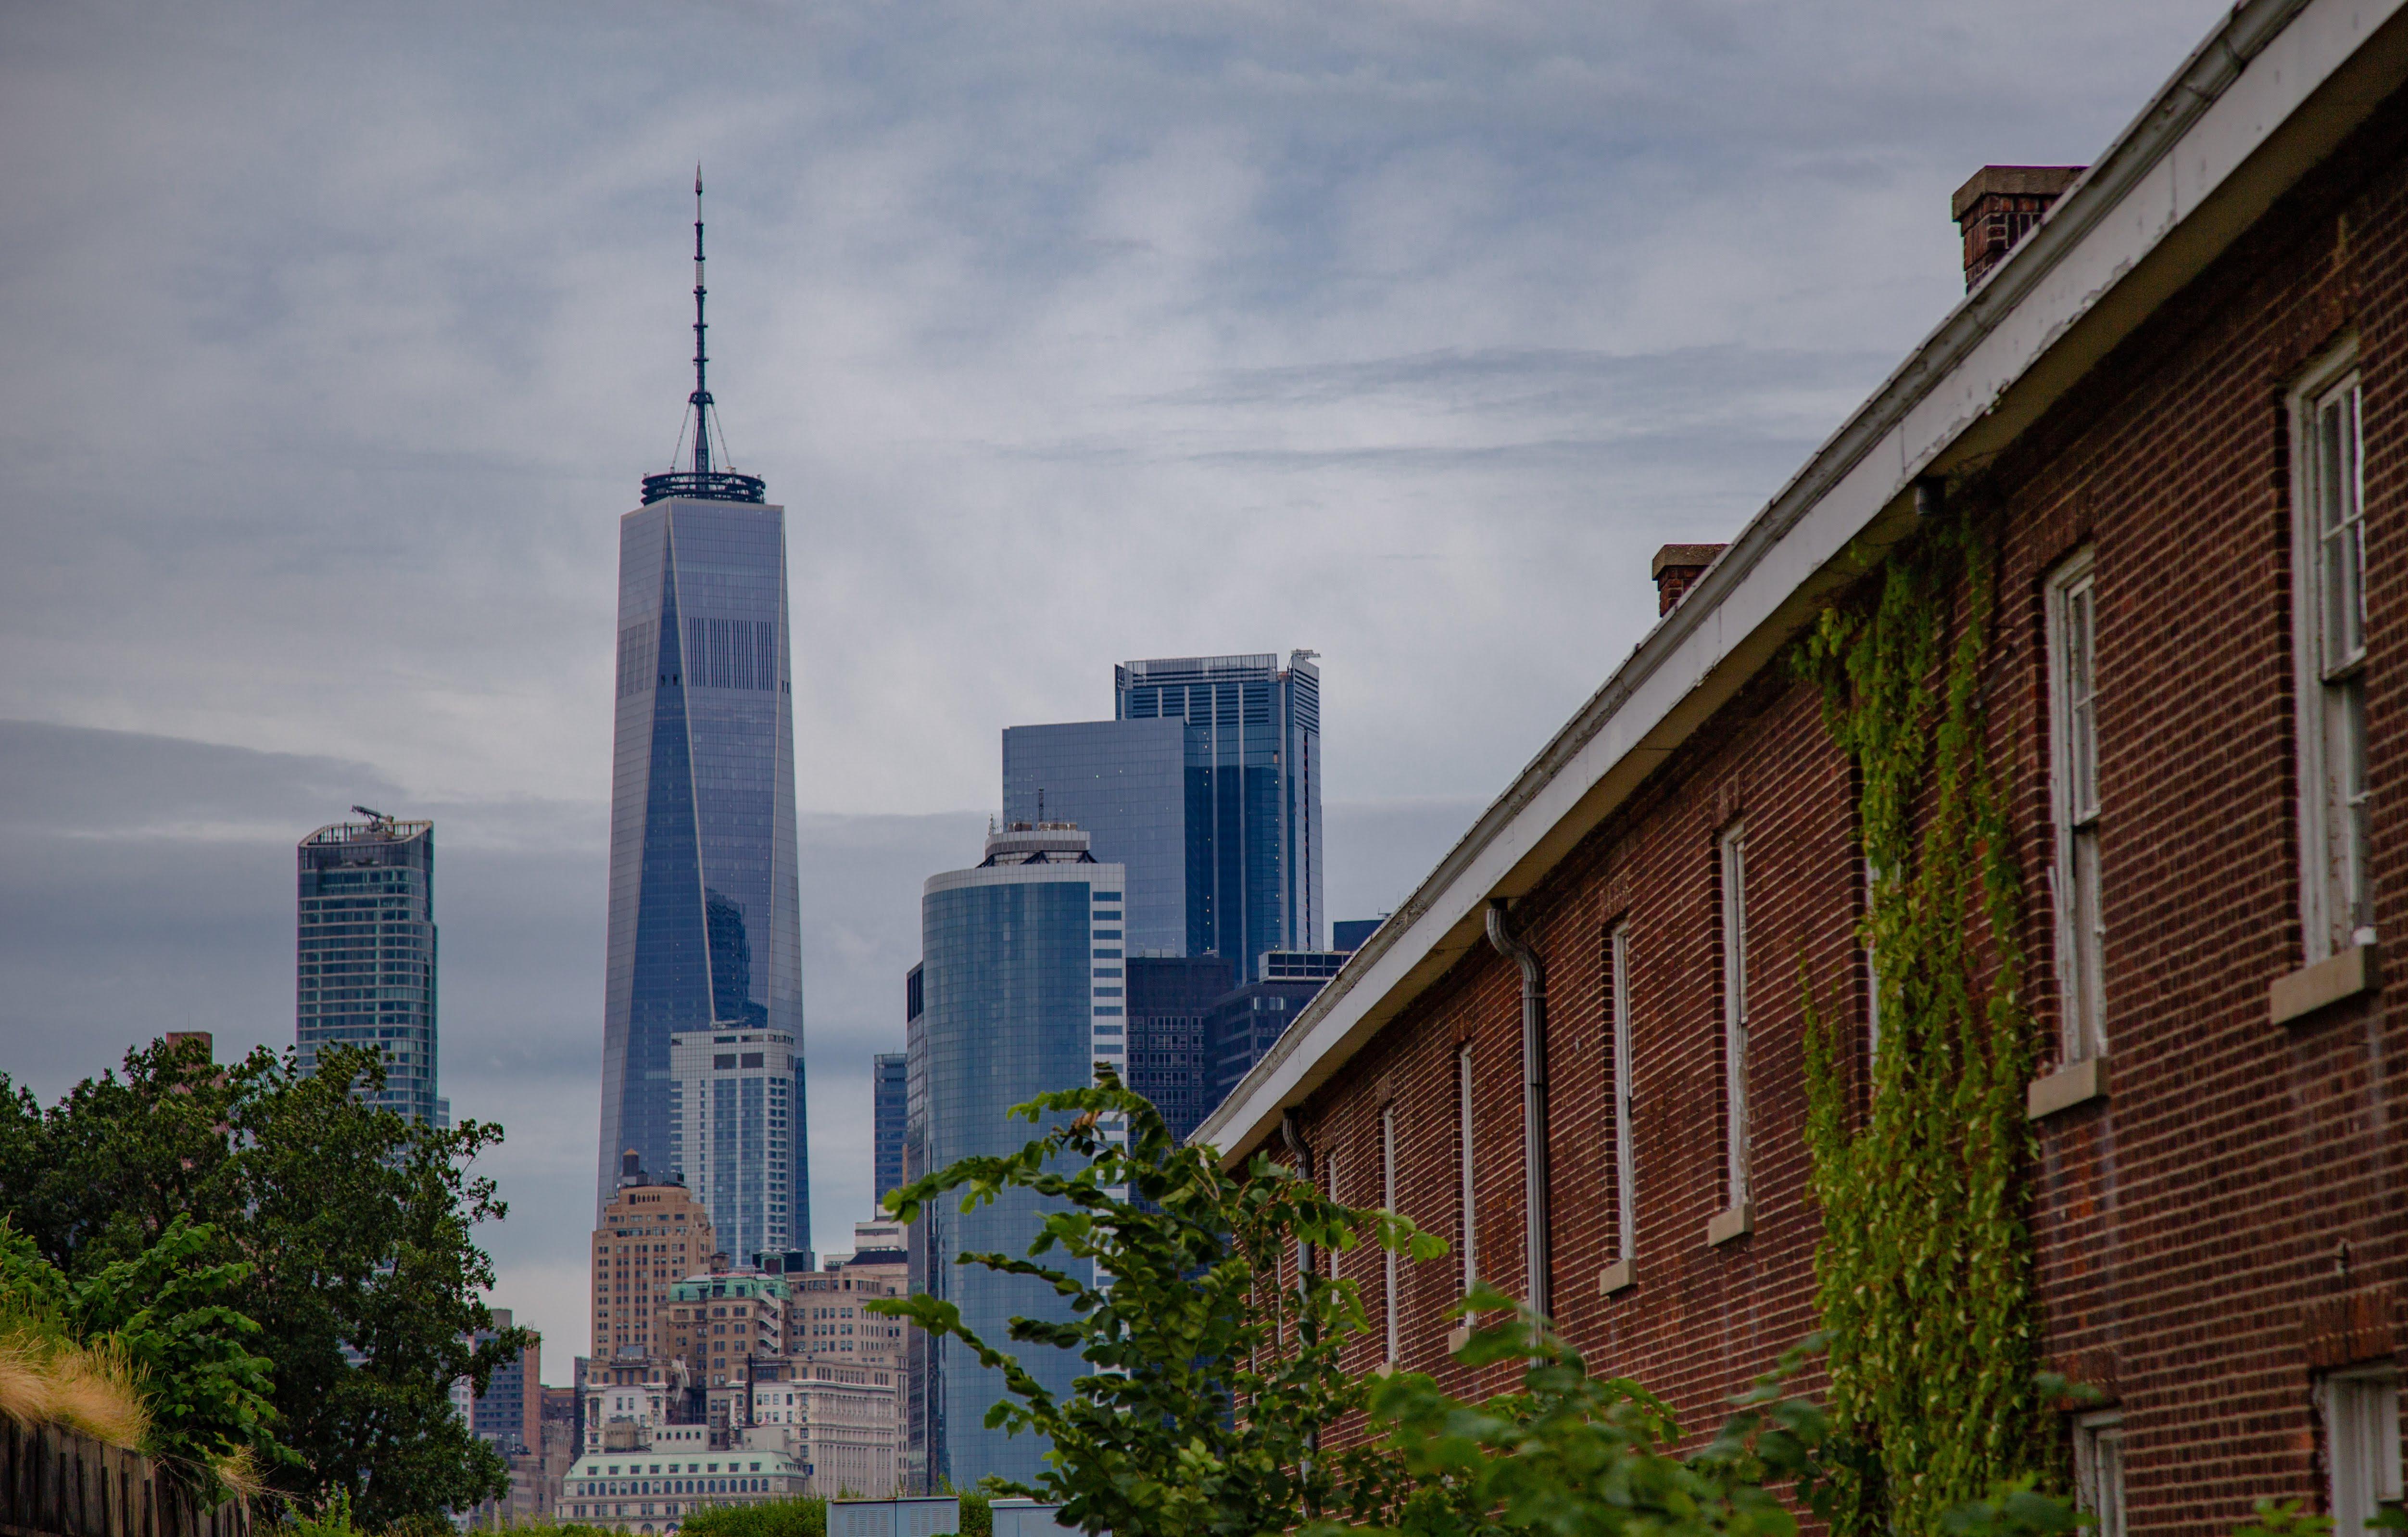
[872,1068,1444,1537]
[1344,1288,1830,1537]
[678,1496,829,1537]
[0,1036,527,1525]
[0,1214,289,1494]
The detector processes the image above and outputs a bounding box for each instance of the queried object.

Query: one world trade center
[597,176,809,1266]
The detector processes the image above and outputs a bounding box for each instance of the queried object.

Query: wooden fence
[0,1423,249,1537]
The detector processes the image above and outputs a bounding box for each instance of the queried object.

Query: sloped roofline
[1196,0,2408,1162]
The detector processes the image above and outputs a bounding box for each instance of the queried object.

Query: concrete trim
[1192,0,2408,1165]
[1445,1322,1472,1355]
[1706,1204,1754,1248]
[2270,942,2382,1024]
[2026,1055,2110,1120]
[1598,1258,1636,1296]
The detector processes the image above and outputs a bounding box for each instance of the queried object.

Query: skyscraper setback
[296,811,443,1125]
[596,177,808,1256]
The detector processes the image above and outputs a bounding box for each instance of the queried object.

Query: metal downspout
[1486,898,1550,1321]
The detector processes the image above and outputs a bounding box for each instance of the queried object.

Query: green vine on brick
[1795,517,2048,1536]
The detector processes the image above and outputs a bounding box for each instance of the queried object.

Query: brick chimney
[1652,543,1727,615]
[1952,166,2084,290]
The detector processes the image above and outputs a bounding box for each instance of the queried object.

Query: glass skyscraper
[1000,718,1186,955]
[872,1051,907,1213]
[908,825,1124,1490]
[296,813,443,1124]
[1000,652,1322,982]
[1116,653,1321,975]
[597,181,808,1244]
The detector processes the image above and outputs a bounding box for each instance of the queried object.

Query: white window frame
[2325,1366,2403,1535]
[1381,1104,1399,1363]
[1863,856,1884,1069]
[2047,548,2106,1062]
[1609,922,1636,1265]
[2073,1410,2126,1537]
[2292,348,2376,962]
[1719,823,1750,1210]
[1457,1042,1478,1292]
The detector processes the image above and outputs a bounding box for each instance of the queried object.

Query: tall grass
[0,1321,154,1449]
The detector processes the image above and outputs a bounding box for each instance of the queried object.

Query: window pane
[2073,827,2106,1059]
[2068,582,2098,819]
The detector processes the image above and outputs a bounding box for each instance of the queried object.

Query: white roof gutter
[1196,0,2408,1165]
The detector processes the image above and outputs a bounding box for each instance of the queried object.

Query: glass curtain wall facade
[297,815,441,1123]
[598,495,808,1251]
[902,963,935,1493]
[1001,719,1186,955]
[872,1052,908,1213]
[910,828,1125,1490]
[1124,955,1235,1144]
[1115,653,1322,978]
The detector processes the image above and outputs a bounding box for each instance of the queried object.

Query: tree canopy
[0,1035,527,1525]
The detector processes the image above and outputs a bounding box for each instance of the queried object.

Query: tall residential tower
[596,176,809,1256]
[296,811,444,1124]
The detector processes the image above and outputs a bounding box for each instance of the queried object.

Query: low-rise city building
[592,1153,715,1362]
[560,1442,807,1533]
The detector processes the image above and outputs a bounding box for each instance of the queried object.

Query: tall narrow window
[1381,1104,1399,1363]
[2295,357,2375,959]
[1457,1043,1478,1292]
[2326,1369,2402,1536]
[1719,824,1750,1211]
[2073,1411,2126,1537]
[1609,923,1636,1265]
[2048,549,2106,1061]
[1325,1153,1341,1279]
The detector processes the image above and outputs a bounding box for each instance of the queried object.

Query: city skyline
[0,0,2238,1373]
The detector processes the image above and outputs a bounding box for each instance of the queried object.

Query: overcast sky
[0,0,2225,1373]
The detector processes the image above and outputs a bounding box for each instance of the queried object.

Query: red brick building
[1197,1,2408,1531]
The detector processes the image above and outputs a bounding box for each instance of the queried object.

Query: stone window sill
[1706,1203,1753,1247]
[2269,942,2380,1025]
[1445,1322,1472,1354]
[2026,1055,2108,1120]
[1599,1258,1636,1296]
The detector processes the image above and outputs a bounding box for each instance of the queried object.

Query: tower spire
[642,166,765,506]
[691,167,712,477]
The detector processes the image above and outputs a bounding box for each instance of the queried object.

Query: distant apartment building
[872,1052,907,1213]
[909,823,1126,1490]
[295,811,444,1125]
[668,1028,806,1266]
[591,1154,716,1367]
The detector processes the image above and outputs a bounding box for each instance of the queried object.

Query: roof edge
[1194,0,2408,1164]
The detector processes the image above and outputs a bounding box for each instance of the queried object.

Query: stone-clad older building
[1198,2,2408,1532]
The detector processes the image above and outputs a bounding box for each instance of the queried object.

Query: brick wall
[1249,62,2408,1537]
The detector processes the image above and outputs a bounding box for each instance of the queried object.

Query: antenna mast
[641,167,765,506]
[691,168,712,477]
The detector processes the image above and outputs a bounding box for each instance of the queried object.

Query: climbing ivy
[1794,516,2049,1537]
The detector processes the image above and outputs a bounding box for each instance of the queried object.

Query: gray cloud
[1,0,2231,1365]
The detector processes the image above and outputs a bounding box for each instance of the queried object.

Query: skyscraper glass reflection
[909,825,1123,1490]
[597,178,808,1249]
[296,813,441,1123]
[1117,652,1323,977]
